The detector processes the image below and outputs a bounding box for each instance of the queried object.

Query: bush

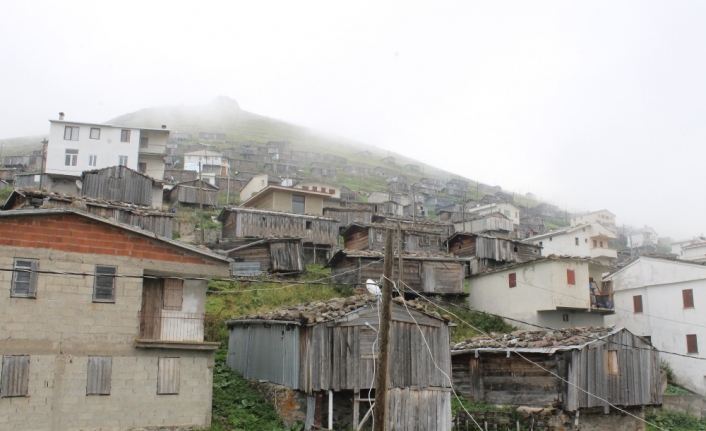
[646,409,706,431]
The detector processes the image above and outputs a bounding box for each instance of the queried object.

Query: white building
[468,257,612,330]
[570,209,617,234]
[46,118,169,181]
[183,149,223,173]
[523,223,617,264]
[465,202,521,226]
[239,174,271,201]
[627,226,659,248]
[604,256,706,394]
[294,181,340,207]
[671,236,706,258]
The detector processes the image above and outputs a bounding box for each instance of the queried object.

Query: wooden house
[239,185,332,215]
[444,232,542,273]
[217,207,339,262]
[229,158,260,173]
[451,327,661,413]
[387,175,410,193]
[323,207,373,231]
[263,162,299,175]
[478,184,502,194]
[447,179,469,191]
[425,196,454,209]
[164,179,219,208]
[322,154,347,165]
[310,162,337,179]
[373,166,397,177]
[339,186,361,203]
[371,214,455,238]
[214,237,305,276]
[420,177,446,191]
[381,156,396,165]
[342,223,447,254]
[404,202,428,218]
[3,189,174,237]
[81,166,156,207]
[405,164,421,172]
[226,295,452,430]
[291,151,322,162]
[343,165,372,176]
[328,249,469,297]
[164,169,198,183]
[353,150,372,158]
[454,212,515,237]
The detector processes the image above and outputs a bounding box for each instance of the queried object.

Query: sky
[1,1,706,239]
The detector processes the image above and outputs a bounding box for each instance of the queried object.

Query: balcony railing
[138,311,205,342]
[591,293,613,310]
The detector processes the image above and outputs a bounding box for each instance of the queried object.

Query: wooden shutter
[509,273,517,288]
[567,269,576,285]
[633,295,643,313]
[93,266,117,303]
[162,279,184,311]
[687,334,699,354]
[607,350,619,375]
[157,357,180,394]
[683,289,695,308]
[12,259,38,298]
[1,356,30,397]
[86,356,112,395]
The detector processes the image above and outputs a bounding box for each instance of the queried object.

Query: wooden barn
[3,189,174,237]
[322,207,373,231]
[81,166,155,206]
[444,232,542,273]
[164,179,219,208]
[371,214,455,239]
[226,295,453,430]
[214,237,305,276]
[451,327,661,413]
[327,249,469,297]
[217,207,339,263]
[341,222,447,254]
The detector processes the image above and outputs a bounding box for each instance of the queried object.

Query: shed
[373,166,396,177]
[215,238,305,276]
[444,232,542,272]
[164,179,219,208]
[81,166,154,206]
[451,327,661,412]
[342,223,446,254]
[343,165,371,176]
[322,207,373,231]
[226,295,452,430]
[327,249,469,296]
[381,156,396,165]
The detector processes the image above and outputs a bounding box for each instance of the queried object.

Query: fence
[453,411,538,431]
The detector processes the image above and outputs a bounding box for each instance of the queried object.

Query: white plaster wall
[46,121,139,176]
[605,258,706,394]
[466,202,521,225]
[240,175,269,200]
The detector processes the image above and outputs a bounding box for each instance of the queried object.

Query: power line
[399,280,667,431]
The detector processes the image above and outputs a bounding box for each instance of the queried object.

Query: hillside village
[0,99,704,430]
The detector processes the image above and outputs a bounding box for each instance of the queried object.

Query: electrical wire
[399,280,668,431]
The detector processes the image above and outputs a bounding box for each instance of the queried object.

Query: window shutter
[93,266,117,303]
[633,295,643,313]
[607,350,619,375]
[86,357,112,395]
[509,273,517,288]
[567,269,576,285]
[157,358,180,395]
[683,289,695,308]
[162,279,184,311]
[1,356,30,397]
[687,334,699,354]
[28,260,39,297]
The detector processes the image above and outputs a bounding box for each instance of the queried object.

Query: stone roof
[452,326,617,352]
[7,188,170,216]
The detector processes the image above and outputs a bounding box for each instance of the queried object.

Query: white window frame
[65,149,78,166]
[118,156,128,167]
[120,129,131,142]
[88,155,97,167]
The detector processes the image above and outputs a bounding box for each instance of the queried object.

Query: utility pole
[199,157,205,243]
[463,190,467,232]
[397,222,404,288]
[372,228,395,431]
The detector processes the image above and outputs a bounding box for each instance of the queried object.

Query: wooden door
[140,279,163,339]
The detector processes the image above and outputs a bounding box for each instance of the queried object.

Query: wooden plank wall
[270,241,305,272]
[224,211,339,247]
[82,166,152,206]
[387,388,452,431]
[176,185,218,206]
[449,236,477,258]
[227,244,272,272]
[323,208,372,229]
[342,227,372,250]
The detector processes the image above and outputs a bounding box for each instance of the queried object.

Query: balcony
[589,247,617,260]
[136,311,219,350]
[590,280,614,313]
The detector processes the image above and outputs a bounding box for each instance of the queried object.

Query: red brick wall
[0,213,217,265]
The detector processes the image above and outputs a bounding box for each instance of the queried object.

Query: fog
[1,1,705,239]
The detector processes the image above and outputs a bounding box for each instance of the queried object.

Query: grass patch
[646,409,706,431]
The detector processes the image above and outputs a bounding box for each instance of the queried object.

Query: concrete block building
[0,209,230,430]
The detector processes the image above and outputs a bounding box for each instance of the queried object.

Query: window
[329,189,335,195]
[575,237,579,246]
[292,195,305,214]
[118,155,128,166]
[687,334,699,354]
[11,258,38,298]
[600,241,604,247]
[509,273,517,288]
[86,356,112,395]
[93,266,116,303]
[64,126,79,141]
[683,289,694,308]
[633,295,643,313]
[302,186,309,190]
[139,137,148,148]
[539,241,543,247]
[567,269,575,285]
[306,221,312,230]
[157,358,180,394]
[0,356,30,397]
[89,128,100,140]
[65,149,78,166]
[88,155,97,167]
[549,237,553,241]
[562,314,569,322]
[162,279,183,311]
[643,335,652,344]
[312,186,318,191]
[138,162,147,173]
[608,350,619,375]
[120,129,131,142]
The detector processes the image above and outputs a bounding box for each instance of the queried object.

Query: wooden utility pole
[397,222,404,288]
[199,157,205,243]
[372,228,395,431]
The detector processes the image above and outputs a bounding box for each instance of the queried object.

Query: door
[140,279,163,339]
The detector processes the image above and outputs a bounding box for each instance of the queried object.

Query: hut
[444,232,542,273]
[327,249,469,297]
[226,295,453,430]
[342,223,446,254]
[213,237,305,276]
[451,327,660,427]
[164,179,219,208]
[323,207,373,231]
[81,165,156,207]
[3,189,174,237]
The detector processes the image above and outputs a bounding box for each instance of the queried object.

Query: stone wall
[662,395,706,419]
[546,408,645,431]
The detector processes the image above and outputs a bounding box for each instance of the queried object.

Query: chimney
[161,125,167,129]
[59,112,65,120]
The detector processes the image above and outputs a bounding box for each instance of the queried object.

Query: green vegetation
[0,187,14,203]
[451,398,533,430]
[545,216,570,230]
[665,385,693,395]
[646,409,706,431]
[661,360,677,383]
[443,303,515,343]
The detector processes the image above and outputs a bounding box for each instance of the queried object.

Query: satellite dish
[76,179,83,190]
[366,279,381,297]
